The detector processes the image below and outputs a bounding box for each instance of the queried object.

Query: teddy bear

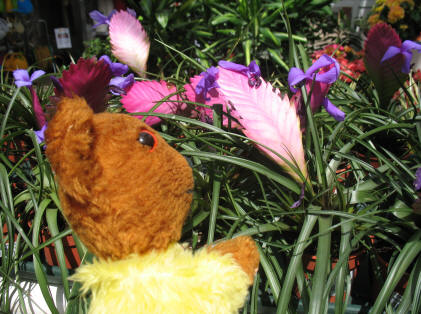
[45,96,260,313]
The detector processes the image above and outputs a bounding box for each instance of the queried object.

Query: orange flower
[387,4,404,23]
[368,13,381,26]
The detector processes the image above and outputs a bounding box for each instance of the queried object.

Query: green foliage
[3,1,421,313]
[82,37,112,60]
[122,0,335,78]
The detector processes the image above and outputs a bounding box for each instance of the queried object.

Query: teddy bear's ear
[45,97,100,204]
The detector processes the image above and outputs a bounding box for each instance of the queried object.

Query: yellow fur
[71,244,252,314]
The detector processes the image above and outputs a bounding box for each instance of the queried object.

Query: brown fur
[45,96,259,277]
[208,236,260,281]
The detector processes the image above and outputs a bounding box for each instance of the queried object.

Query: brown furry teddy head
[45,96,194,260]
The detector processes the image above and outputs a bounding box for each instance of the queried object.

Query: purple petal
[218,60,248,74]
[315,66,339,84]
[402,40,421,53]
[248,60,261,77]
[15,81,33,87]
[29,70,45,82]
[315,59,340,84]
[89,10,108,27]
[13,69,30,82]
[291,184,305,208]
[288,67,308,92]
[195,66,220,99]
[109,74,134,95]
[99,55,112,65]
[414,168,421,190]
[323,98,345,121]
[34,124,47,145]
[207,66,219,78]
[100,55,128,76]
[381,46,401,63]
[306,54,337,77]
[401,50,413,74]
[127,8,137,17]
[110,63,129,76]
[50,76,63,93]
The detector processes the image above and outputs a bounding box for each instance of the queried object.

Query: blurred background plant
[367,0,421,40]
[105,0,336,79]
[1,0,421,313]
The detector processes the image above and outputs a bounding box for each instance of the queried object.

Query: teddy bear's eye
[138,130,157,152]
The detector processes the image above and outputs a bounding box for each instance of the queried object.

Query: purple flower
[415,168,421,190]
[109,74,134,95]
[291,184,305,208]
[218,60,261,87]
[13,69,45,87]
[288,54,345,122]
[34,124,47,146]
[127,8,137,18]
[89,10,116,28]
[195,66,220,100]
[381,40,421,74]
[13,69,46,128]
[288,54,340,92]
[99,55,129,76]
[50,76,63,93]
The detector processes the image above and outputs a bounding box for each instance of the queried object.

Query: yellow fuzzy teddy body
[71,244,251,314]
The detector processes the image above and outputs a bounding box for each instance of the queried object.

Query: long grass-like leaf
[30,194,59,314]
[371,230,421,313]
[308,215,332,314]
[276,213,318,313]
[45,209,70,299]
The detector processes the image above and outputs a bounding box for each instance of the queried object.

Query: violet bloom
[13,69,46,128]
[99,55,129,76]
[381,40,421,74]
[218,60,261,87]
[126,8,137,17]
[109,74,134,95]
[34,123,47,146]
[415,168,421,190]
[13,69,45,87]
[195,66,220,101]
[291,184,305,208]
[288,54,345,122]
[89,10,116,28]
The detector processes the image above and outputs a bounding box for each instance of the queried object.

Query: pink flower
[121,81,185,125]
[53,58,112,113]
[364,23,407,106]
[216,67,307,182]
[109,10,150,76]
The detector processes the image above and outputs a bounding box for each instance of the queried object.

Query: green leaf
[390,199,413,219]
[156,10,169,29]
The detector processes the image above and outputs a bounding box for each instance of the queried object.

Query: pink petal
[121,81,182,125]
[30,86,46,128]
[305,81,330,113]
[364,23,406,105]
[109,11,150,76]
[217,68,307,182]
[58,58,112,113]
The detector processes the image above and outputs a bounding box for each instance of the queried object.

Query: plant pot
[41,231,81,269]
[301,250,364,303]
[336,163,351,183]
